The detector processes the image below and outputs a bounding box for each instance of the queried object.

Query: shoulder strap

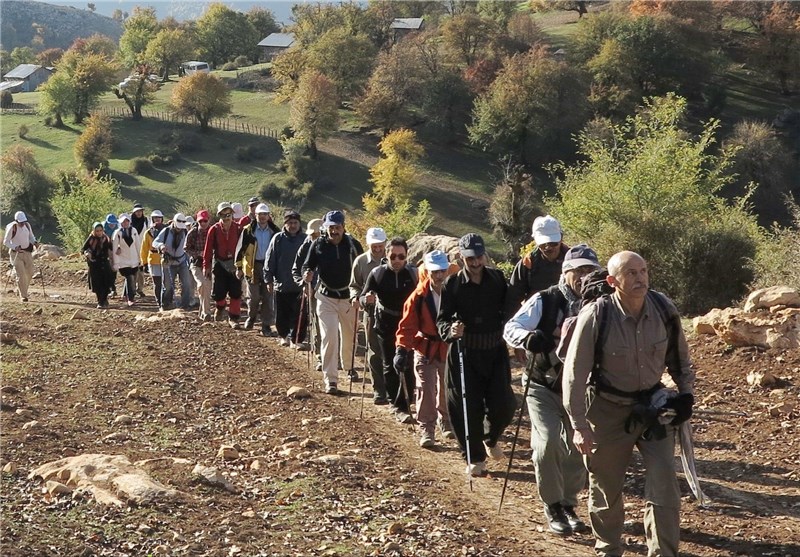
[647,289,683,374]
[408,265,419,285]
[591,296,612,382]
[11,223,17,239]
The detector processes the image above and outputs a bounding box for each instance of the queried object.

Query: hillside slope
[0,0,122,51]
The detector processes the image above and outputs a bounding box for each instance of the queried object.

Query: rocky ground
[1,261,798,557]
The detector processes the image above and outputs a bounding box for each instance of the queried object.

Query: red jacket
[396,277,448,362]
[203,221,241,273]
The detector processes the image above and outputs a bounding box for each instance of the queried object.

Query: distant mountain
[1,0,123,51]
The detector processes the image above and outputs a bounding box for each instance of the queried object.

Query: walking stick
[499,371,531,512]
[457,337,473,491]
[293,288,306,364]
[347,306,359,403]
[359,313,368,419]
[37,264,47,297]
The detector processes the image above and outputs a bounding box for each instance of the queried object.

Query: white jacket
[112,227,141,270]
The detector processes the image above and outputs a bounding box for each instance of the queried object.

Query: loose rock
[113,414,133,425]
[46,480,73,495]
[217,445,239,460]
[22,420,40,430]
[287,386,311,399]
[71,309,90,321]
[192,463,235,492]
[3,462,19,474]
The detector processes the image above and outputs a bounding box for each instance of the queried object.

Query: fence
[96,106,280,139]
[0,103,36,114]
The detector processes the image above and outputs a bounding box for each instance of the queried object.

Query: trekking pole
[457,337,473,491]
[293,288,306,364]
[499,372,531,512]
[347,306,359,403]
[359,313,368,419]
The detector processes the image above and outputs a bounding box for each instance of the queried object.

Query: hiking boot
[484,441,504,460]
[136,289,145,297]
[466,461,487,477]
[347,369,359,381]
[561,505,586,532]
[392,407,415,424]
[229,319,241,330]
[419,430,435,449]
[127,300,135,307]
[544,503,573,536]
[21,297,28,302]
[261,326,276,337]
[292,341,310,351]
[373,396,389,406]
[243,317,254,330]
[325,383,338,395]
[214,307,226,321]
[278,337,289,347]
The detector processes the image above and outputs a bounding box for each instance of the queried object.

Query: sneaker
[325,383,338,395]
[393,408,415,424]
[419,430,435,449]
[439,420,456,440]
[561,505,586,532]
[315,362,323,372]
[373,396,389,406]
[21,297,28,302]
[347,369,359,381]
[127,300,135,307]
[484,441,504,460]
[136,289,145,297]
[243,317,254,330]
[278,337,289,347]
[465,461,487,477]
[544,503,573,536]
[261,327,276,337]
[229,319,241,330]
[214,307,226,321]
[292,341,310,351]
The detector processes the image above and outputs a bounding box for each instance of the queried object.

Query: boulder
[29,453,182,506]
[33,244,65,261]
[695,306,800,349]
[192,463,235,492]
[744,286,800,312]
[406,234,462,266]
[217,445,239,460]
[286,386,311,399]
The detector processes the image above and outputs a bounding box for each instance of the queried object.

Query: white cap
[118,213,131,224]
[423,250,449,271]
[173,213,188,229]
[151,210,164,218]
[14,211,27,223]
[256,203,271,214]
[532,215,562,244]
[306,218,323,234]
[232,203,244,219]
[365,227,387,245]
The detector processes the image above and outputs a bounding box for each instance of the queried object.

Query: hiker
[239,203,279,331]
[3,211,38,302]
[153,213,192,310]
[437,233,516,477]
[103,213,119,297]
[203,202,244,328]
[395,250,456,447]
[130,202,150,297]
[232,202,245,224]
[241,196,259,227]
[301,210,364,394]
[350,227,389,404]
[111,213,141,307]
[563,251,695,557]
[185,209,213,321]
[140,210,166,308]
[503,244,601,535]
[81,222,114,308]
[293,218,324,364]
[361,237,418,423]
[265,209,307,347]
[506,215,570,318]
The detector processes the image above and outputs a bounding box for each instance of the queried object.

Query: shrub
[259,181,283,200]
[149,148,180,167]
[0,91,12,108]
[234,55,250,67]
[157,130,175,145]
[43,116,53,127]
[0,145,54,221]
[174,132,202,153]
[752,197,800,293]
[129,157,154,175]
[74,114,113,171]
[18,124,29,139]
[221,62,237,71]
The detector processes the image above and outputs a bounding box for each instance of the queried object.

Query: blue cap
[424,250,449,271]
[458,233,485,258]
[323,210,345,227]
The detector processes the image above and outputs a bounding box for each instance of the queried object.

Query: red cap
[196,210,210,221]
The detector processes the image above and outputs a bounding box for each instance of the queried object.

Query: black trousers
[446,343,517,463]
[377,314,414,412]
[275,290,306,343]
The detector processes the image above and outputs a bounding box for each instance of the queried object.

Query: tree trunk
[309,140,318,159]
[199,116,209,131]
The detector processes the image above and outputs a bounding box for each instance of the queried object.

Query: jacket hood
[104,214,119,225]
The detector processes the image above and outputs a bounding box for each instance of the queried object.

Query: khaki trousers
[191,265,212,318]
[10,250,34,299]
[413,353,448,434]
[586,393,681,557]
[317,294,356,387]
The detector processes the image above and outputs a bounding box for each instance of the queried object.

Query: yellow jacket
[140,226,163,266]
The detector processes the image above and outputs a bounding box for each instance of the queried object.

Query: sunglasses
[220,213,233,218]
[389,254,406,261]
[176,220,186,223]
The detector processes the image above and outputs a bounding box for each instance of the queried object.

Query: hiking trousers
[524,378,586,507]
[247,260,274,325]
[414,353,449,435]
[585,393,681,557]
[275,290,305,342]
[10,250,33,300]
[317,294,356,387]
[364,311,386,400]
[191,264,212,319]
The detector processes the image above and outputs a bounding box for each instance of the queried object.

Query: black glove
[523,330,555,354]
[393,348,409,374]
[667,393,694,426]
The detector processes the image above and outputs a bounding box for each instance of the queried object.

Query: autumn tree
[113,66,159,120]
[37,48,64,67]
[144,28,194,80]
[119,6,159,67]
[51,50,117,123]
[271,47,309,102]
[74,113,113,171]
[488,159,544,261]
[307,28,377,98]
[290,2,347,46]
[0,146,54,222]
[363,128,425,214]
[756,2,800,94]
[37,72,73,127]
[468,47,588,165]
[441,13,499,66]
[171,72,232,131]
[290,70,339,158]
[525,0,588,18]
[69,34,118,58]
[196,3,259,66]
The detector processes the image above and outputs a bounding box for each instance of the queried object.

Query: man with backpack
[301,210,363,394]
[503,244,600,535]
[360,237,418,423]
[350,227,389,404]
[506,215,570,319]
[265,210,307,347]
[239,203,280,332]
[437,233,516,477]
[153,213,192,310]
[3,211,38,302]
[395,250,455,447]
[563,251,695,557]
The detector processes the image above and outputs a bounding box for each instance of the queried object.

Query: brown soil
[1,261,798,557]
